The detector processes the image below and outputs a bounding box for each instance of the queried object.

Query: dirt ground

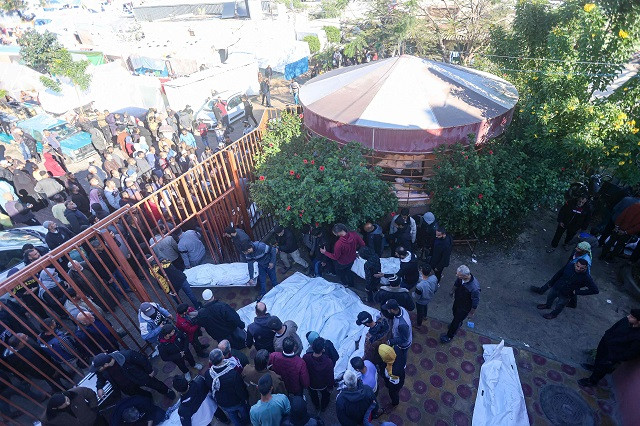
[421,208,638,366]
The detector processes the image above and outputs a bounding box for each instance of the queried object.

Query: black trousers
[601,233,631,259]
[173,351,196,374]
[434,268,444,282]
[383,370,405,406]
[416,303,428,326]
[245,109,258,126]
[447,308,470,339]
[335,261,354,287]
[308,387,331,410]
[551,224,579,248]
[191,329,208,355]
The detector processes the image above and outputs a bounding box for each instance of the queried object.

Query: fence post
[225,148,254,240]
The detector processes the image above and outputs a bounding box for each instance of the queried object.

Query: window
[227,96,242,110]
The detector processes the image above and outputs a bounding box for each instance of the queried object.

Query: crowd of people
[0,93,261,230]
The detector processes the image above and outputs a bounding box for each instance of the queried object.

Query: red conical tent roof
[299,55,519,153]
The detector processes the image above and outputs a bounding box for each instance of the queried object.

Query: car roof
[17,114,67,133]
[210,90,242,100]
[0,226,47,250]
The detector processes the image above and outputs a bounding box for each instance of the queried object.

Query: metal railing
[0,108,278,424]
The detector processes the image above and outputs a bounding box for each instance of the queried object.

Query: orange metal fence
[0,108,279,424]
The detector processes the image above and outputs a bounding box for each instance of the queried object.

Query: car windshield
[48,124,77,139]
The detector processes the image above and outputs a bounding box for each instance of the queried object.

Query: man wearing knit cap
[268,316,303,357]
[578,309,640,387]
[305,331,339,366]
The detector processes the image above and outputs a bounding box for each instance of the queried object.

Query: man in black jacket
[223,225,251,260]
[536,258,599,319]
[92,350,176,401]
[374,274,415,312]
[362,220,384,257]
[357,246,381,303]
[548,196,592,252]
[205,348,250,425]
[195,293,246,349]
[158,325,202,381]
[274,225,308,273]
[578,310,640,387]
[63,200,90,234]
[336,370,377,425]
[394,246,419,289]
[430,226,452,282]
[173,375,219,426]
[245,301,276,352]
[43,221,75,251]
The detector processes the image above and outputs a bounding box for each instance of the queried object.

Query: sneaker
[184,372,191,381]
[440,333,452,343]
[536,304,550,310]
[150,347,160,358]
[194,363,203,370]
[166,390,177,400]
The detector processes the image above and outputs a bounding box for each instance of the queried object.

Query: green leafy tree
[485,0,640,183]
[18,30,92,92]
[250,113,397,229]
[323,26,341,44]
[303,35,321,55]
[0,0,25,13]
[316,0,349,19]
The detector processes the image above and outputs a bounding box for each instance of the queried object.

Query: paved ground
[151,277,620,426]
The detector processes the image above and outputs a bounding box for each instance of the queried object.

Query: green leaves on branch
[430,141,568,238]
[323,26,341,44]
[18,30,92,92]
[303,35,321,55]
[250,113,397,229]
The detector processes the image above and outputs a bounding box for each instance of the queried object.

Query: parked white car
[195,91,245,129]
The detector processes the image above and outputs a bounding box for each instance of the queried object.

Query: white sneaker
[151,348,159,358]
[184,372,191,381]
[194,363,203,370]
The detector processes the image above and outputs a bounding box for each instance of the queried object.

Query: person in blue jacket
[241,240,278,301]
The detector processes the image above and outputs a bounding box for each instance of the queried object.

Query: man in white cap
[196,290,246,349]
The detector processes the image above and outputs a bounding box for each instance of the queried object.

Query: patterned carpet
[152,284,620,426]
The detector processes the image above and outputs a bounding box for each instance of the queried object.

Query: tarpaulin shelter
[0,62,44,94]
[300,55,519,153]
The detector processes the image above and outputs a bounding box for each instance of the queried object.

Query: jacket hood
[357,246,378,262]
[253,314,272,326]
[341,382,369,402]
[368,224,383,235]
[341,232,358,244]
[110,350,125,366]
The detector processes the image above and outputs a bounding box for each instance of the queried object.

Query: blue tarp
[284,56,308,80]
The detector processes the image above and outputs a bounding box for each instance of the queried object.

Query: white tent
[0,62,45,94]
[88,62,164,111]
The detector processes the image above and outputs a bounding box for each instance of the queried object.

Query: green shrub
[303,35,321,54]
[250,113,397,229]
[323,26,341,43]
[429,139,568,238]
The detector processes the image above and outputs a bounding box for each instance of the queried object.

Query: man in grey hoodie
[176,228,206,269]
[268,316,303,357]
[413,265,439,327]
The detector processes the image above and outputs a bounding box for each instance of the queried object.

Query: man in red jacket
[320,223,365,287]
[600,203,640,262]
[268,337,309,396]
